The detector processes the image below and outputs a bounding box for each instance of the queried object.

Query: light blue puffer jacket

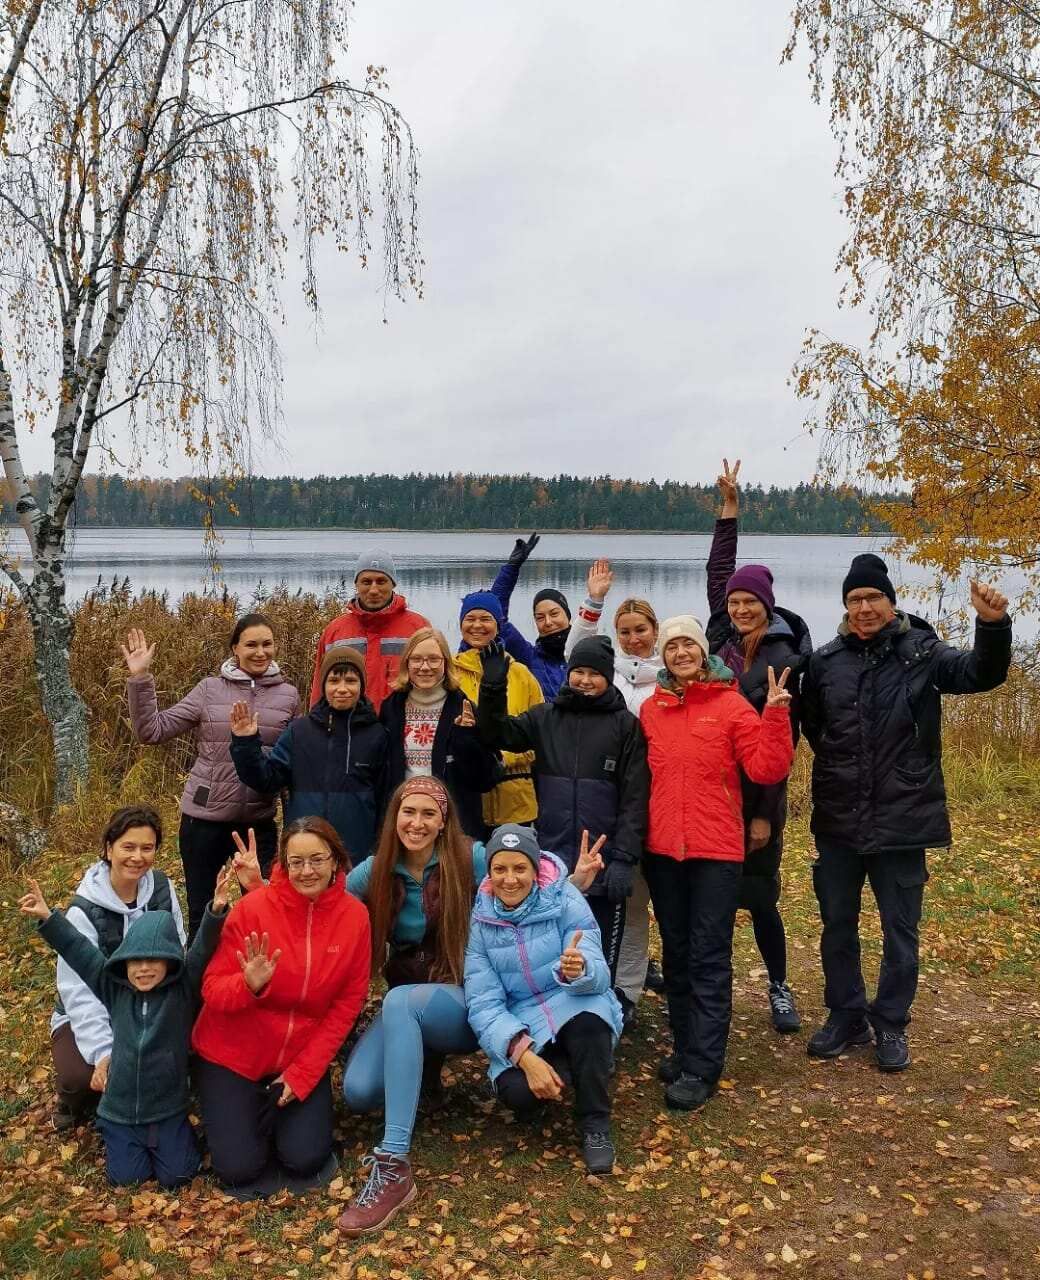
[464,853,623,1080]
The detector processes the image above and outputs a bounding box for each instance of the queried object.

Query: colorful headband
[399,776,449,820]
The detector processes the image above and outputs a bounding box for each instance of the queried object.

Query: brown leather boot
[337,1151,416,1236]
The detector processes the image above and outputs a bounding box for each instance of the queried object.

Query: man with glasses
[800,553,1011,1072]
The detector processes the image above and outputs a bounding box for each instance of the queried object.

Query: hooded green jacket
[38,905,225,1126]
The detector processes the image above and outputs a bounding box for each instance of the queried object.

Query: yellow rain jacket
[452,648,543,826]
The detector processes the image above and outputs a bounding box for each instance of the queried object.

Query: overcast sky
[24,2,858,488]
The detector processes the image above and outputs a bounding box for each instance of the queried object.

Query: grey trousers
[614,864,651,1003]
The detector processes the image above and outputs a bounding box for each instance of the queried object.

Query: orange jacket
[639,674,793,862]
[191,866,370,1100]
[310,595,429,712]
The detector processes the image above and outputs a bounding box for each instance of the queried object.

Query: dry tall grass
[1,584,1037,868]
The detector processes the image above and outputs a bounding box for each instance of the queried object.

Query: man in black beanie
[475,634,648,1016]
[800,558,1012,1073]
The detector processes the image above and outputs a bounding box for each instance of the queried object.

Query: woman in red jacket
[192,817,371,1195]
[639,615,793,1113]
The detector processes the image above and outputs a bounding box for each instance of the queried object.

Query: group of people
[19,459,1013,1238]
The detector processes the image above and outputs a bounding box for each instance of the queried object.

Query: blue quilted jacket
[463,853,622,1080]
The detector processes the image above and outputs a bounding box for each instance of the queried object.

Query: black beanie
[532,587,571,619]
[568,634,615,683]
[842,553,896,604]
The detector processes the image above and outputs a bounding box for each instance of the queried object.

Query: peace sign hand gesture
[717,458,741,517]
[969,579,1009,623]
[560,929,586,982]
[765,665,793,709]
[230,701,259,737]
[18,877,51,921]
[237,931,281,994]
[571,830,606,893]
[121,627,156,676]
[232,828,263,891]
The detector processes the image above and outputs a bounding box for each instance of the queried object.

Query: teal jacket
[37,905,225,1126]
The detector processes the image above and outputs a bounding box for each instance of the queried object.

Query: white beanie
[659,614,709,657]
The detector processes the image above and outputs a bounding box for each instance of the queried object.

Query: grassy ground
[1,785,1038,1280]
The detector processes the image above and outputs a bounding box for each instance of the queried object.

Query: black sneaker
[643,958,665,994]
[581,1130,616,1173]
[875,1029,911,1073]
[768,981,801,1034]
[52,1103,77,1134]
[614,989,636,1031]
[657,1053,682,1084]
[806,1016,873,1059]
[664,1072,716,1111]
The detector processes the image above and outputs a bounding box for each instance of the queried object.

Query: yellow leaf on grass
[760,1171,777,1185]
[781,1243,798,1264]
[634,1262,647,1273]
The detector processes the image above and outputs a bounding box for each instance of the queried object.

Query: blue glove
[507,533,540,567]
[602,857,635,902]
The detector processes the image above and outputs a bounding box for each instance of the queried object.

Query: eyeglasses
[846,592,888,610]
[286,854,332,872]
[408,656,445,668]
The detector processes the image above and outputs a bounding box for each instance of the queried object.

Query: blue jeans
[97,1112,200,1188]
[342,984,477,1155]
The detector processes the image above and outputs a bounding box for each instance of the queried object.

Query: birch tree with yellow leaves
[787,2,1040,603]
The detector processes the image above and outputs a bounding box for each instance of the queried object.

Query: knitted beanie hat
[658,614,710,657]
[459,590,505,626]
[532,587,571,619]
[841,553,896,604]
[319,645,366,691]
[354,547,397,585]
[486,823,541,874]
[567,634,615,683]
[725,564,775,616]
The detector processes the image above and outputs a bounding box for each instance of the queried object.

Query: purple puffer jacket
[127,661,300,823]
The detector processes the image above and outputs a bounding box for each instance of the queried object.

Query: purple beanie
[725,565,775,616]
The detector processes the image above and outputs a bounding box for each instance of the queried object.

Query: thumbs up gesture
[560,928,586,982]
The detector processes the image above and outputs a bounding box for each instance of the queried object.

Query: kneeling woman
[192,817,371,1195]
[465,825,622,1173]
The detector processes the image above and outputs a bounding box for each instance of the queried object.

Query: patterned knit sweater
[403,686,448,778]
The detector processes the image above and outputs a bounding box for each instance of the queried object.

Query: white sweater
[565,595,664,713]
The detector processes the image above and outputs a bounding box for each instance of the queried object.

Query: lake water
[32,526,1034,644]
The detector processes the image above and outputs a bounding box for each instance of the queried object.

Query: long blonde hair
[393,627,460,694]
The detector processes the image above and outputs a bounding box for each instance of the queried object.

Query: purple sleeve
[127,675,206,745]
[706,517,738,616]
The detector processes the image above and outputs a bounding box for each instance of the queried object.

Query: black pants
[494,1012,613,1132]
[813,843,928,1032]
[587,895,627,984]
[739,870,787,985]
[179,814,277,941]
[643,854,742,1083]
[195,1057,333,1188]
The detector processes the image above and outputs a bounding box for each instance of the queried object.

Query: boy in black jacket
[20,868,230,1187]
[477,634,649,1000]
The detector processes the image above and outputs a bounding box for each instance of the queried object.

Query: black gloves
[602,857,636,903]
[508,532,541,567]
[480,638,509,684]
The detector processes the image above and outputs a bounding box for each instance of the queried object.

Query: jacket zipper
[571,717,582,867]
[324,713,333,820]
[137,997,149,1122]
[275,900,314,1071]
[513,922,558,1038]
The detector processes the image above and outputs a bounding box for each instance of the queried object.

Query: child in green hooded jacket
[20,867,230,1188]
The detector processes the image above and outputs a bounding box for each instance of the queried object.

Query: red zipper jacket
[310,595,430,712]
[639,673,794,862]
[192,865,370,1100]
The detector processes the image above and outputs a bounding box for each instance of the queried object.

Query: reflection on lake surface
[10,526,1035,644]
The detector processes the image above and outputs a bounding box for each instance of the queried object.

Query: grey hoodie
[50,861,186,1066]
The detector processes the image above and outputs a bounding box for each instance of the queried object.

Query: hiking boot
[337,1152,416,1236]
[52,1103,77,1134]
[806,1016,873,1059]
[643,958,665,994]
[664,1072,716,1111]
[581,1130,616,1174]
[657,1053,682,1085]
[768,981,801,1034]
[614,988,636,1031]
[875,1029,911,1073]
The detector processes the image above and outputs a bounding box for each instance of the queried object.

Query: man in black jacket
[476,635,649,1006]
[801,554,1011,1072]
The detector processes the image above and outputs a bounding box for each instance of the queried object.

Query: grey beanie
[354,547,398,585]
[486,823,541,874]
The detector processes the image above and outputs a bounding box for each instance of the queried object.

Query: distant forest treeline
[2,473,899,533]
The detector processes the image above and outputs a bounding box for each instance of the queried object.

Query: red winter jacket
[192,865,371,1100]
[310,595,430,712]
[639,673,794,862]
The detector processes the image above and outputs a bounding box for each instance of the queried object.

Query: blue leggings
[342,983,477,1155]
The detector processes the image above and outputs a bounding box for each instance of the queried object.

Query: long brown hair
[740,620,769,669]
[365,779,474,984]
[392,627,460,694]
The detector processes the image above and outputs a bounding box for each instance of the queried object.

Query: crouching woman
[464,825,623,1173]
